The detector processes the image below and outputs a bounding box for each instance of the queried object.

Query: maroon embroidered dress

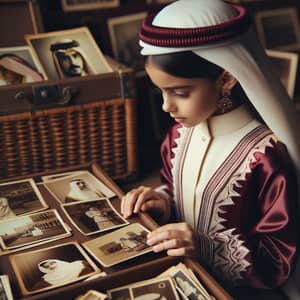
[155,106,298,289]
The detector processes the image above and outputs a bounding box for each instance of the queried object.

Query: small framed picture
[25,27,112,80]
[266,49,299,98]
[255,7,300,51]
[82,223,152,267]
[0,209,71,251]
[107,12,147,76]
[43,171,115,204]
[62,199,128,235]
[0,46,43,86]
[61,0,120,11]
[10,241,99,295]
[0,178,47,221]
[0,275,14,300]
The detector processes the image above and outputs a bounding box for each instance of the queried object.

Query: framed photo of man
[107,12,147,76]
[0,46,43,86]
[255,7,300,51]
[266,50,299,98]
[25,27,112,80]
[61,0,120,11]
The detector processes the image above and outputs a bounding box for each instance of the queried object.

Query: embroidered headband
[139,5,251,47]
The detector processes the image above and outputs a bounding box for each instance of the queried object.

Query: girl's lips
[174,118,186,123]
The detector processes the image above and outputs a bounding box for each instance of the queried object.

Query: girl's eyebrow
[163,85,192,90]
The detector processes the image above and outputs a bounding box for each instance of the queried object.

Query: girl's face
[145,60,220,127]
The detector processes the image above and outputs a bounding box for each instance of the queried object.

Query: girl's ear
[218,70,238,90]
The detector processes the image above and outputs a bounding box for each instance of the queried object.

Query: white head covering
[139,0,300,297]
[38,259,85,286]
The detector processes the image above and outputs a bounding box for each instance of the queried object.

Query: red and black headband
[139,5,251,47]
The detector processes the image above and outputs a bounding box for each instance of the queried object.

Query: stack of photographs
[106,262,213,300]
[0,275,14,300]
[0,209,71,255]
[9,242,101,296]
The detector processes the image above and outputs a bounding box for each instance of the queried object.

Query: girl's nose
[162,95,176,113]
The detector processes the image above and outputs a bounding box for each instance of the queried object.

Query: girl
[121,0,299,298]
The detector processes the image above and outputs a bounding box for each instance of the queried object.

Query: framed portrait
[82,223,152,267]
[255,7,300,51]
[266,50,298,98]
[10,242,99,295]
[43,171,115,204]
[107,12,147,76]
[0,46,44,86]
[61,0,120,11]
[61,199,128,235]
[25,27,112,80]
[0,178,47,221]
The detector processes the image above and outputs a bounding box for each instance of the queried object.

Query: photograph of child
[25,27,112,80]
[82,223,152,267]
[43,171,115,204]
[0,46,43,86]
[0,179,47,220]
[10,242,99,295]
[0,209,71,250]
[62,199,128,235]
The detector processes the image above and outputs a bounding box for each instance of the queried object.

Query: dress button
[201,136,206,142]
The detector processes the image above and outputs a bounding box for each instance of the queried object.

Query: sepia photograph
[0,46,44,86]
[75,289,107,300]
[0,178,47,221]
[107,12,147,76]
[41,170,87,182]
[82,223,152,267]
[10,242,99,295]
[255,8,300,51]
[0,275,13,300]
[43,171,115,204]
[62,199,128,235]
[0,209,71,250]
[61,0,120,11]
[25,27,112,80]
[266,50,299,98]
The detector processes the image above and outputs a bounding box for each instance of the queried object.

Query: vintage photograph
[255,8,300,51]
[82,223,152,267]
[10,242,99,295]
[107,12,147,75]
[61,0,120,11]
[0,275,13,300]
[41,170,87,182]
[266,50,299,98]
[62,199,128,235]
[0,178,47,221]
[0,209,71,250]
[75,289,107,300]
[0,46,44,86]
[25,27,112,80]
[43,171,115,204]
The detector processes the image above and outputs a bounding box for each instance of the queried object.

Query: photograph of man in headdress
[43,171,115,204]
[25,27,112,80]
[50,39,96,78]
[0,46,43,86]
[10,242,99,295]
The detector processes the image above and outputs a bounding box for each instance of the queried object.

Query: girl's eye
[173,91,189,98]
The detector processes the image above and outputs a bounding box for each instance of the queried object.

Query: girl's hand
[121,186,170,221]
[146,223,199,258]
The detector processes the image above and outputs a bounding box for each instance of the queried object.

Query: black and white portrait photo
[62,199,128,235]
[0,179,47,220]
[43,171,115,204]
[10,242,99,295]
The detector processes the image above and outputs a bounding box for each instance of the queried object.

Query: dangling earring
[217,89,233,114]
